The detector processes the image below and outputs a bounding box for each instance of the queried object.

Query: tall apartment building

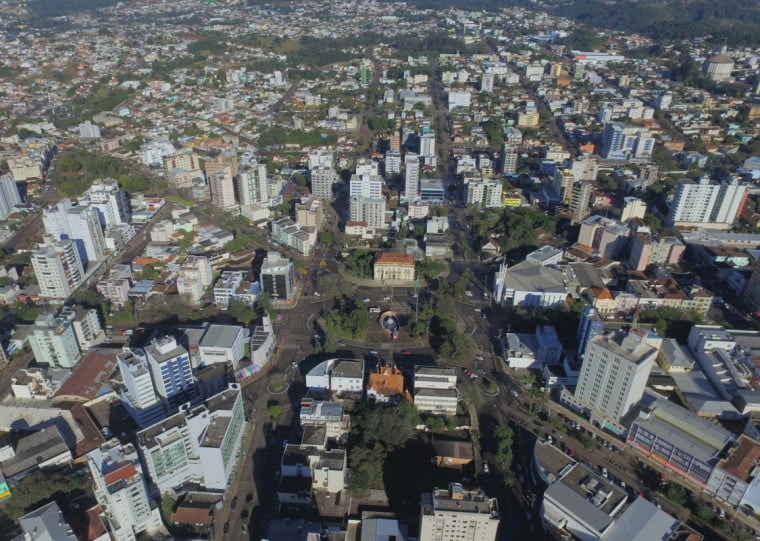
[576,306,604,360]
[80,179,131,227]
[61,305,104,350]
[208,169,237,210]
[621,196,647,222]
[137,384,246,494]
[260,251,296,301]
[176,255,214,305]
[420,133,436,165]
[667,177,747,227]
[574,329,659,422]
[569,181,593,223]
[601,122,655,161]
[205,151,239,178]
[552,169,575,205]
[389,130,401,153]
[349,174,383,199]
[385,151,401,175]
[29,312,81,368]
[465,179,503,208]
[577,215,630,258]
[164,152,204,188]
[501,144,518,175]
[414,367,458,416]
[87,439,163,541]
[350,196,386,229]
[0,174,21,220]
[405,153,420,200]
[628,233,685,271]
[32,239,85,300]
[43,199,106,264]
[118,350,165,428]
[144,336,195,410]
[238,163,269,205]
[419,483,499,541]
[308,150,334,170]
[295,197,324,229]
[310,166,335,200]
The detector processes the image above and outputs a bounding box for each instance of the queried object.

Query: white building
[80,179,131,228]
[238,163,269,205]
[32,239,85,301]
[447,91,472,109]
[385,151,401,175]
[621,197,647,222]
[118,350,165,428]
[213,270,245,308]
[310,166,335,200]
[140,139,175,168]
[465,179,503,208]
[29,312,81,369]
[43,199,106,264]
[87,439,163,541]
[208,170,237,210]
[250,315,275,369]
[493,260,567,308]
[176,255,213,305]
[419,484,499,541]
[405,153,420,199]
[414,367,458,416]
[574,329,659,423]
[667,177,747,228]
[306,358,364,395]
[350,196,386,230]
[198,324,246,369]
[136,384,246,494]
[349,174,383,199]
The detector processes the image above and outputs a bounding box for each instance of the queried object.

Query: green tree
[268,404,282,425]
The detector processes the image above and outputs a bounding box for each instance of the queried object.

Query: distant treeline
[26,0,121,19]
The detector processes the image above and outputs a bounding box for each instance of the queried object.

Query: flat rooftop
[424,484,499,518]
[331,359,363,379]
[201,415,231,448]
[200,324,242,349]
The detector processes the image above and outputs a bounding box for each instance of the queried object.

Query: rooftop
[54,349,119,402]
[718,434,760,481]
[199,324,243,349]
[424,483,498,518]
[375,252,414,266]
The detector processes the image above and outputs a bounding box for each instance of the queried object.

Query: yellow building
[374,252,415,283]
[502,190,522,207]
[517,109,540,128]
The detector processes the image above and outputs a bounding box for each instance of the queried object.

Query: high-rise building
[385,151,401,175]
[465,179,503,208]
[621,197,647,222]
[136,384,246,494]
[405,153,420,200]
[667,177,747,227]
[308,150,334,170]
[350,196,386,229]
[81,179,131,227]
[176,255,213,305]
[628,234,685,271]
[260,251,296,301]
[118,350,165,428]
[389,130,401,153]
[87,439,163,541]
[481,72,495,93]
[355,158,379,179]
[205,151,238,178]
[29,312,81,368]
[502,144,518,175]
[310,166,335,200]
[420,133,436,160]
[569,181,592,223]
[43,199,106,264]
[32,239,85,300]
[0,174,21,220]
[574,329,659,422]
[144,336,195,409]
[349,174,383,199]
[576,306,604,360]
[208,169,237,210]
[552,169,575,205]
[419,483,499,541]
[601,122,654,161]
[238,163,268,205]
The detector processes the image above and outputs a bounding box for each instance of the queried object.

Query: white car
[313,291,321,296]
[483,462,490,474]
[383,296,391,301]
[465,291,473,297]
[363,298,370,303]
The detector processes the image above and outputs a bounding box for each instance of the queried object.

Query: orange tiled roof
[171,506,214,526]
[104,463,138,486]
[375,252,414,266]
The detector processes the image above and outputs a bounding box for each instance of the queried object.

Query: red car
[401,350,411,356]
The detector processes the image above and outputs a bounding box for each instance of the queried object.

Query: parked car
[483,462,490,474]
[362,298,370,303]
[369,350,378,355]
